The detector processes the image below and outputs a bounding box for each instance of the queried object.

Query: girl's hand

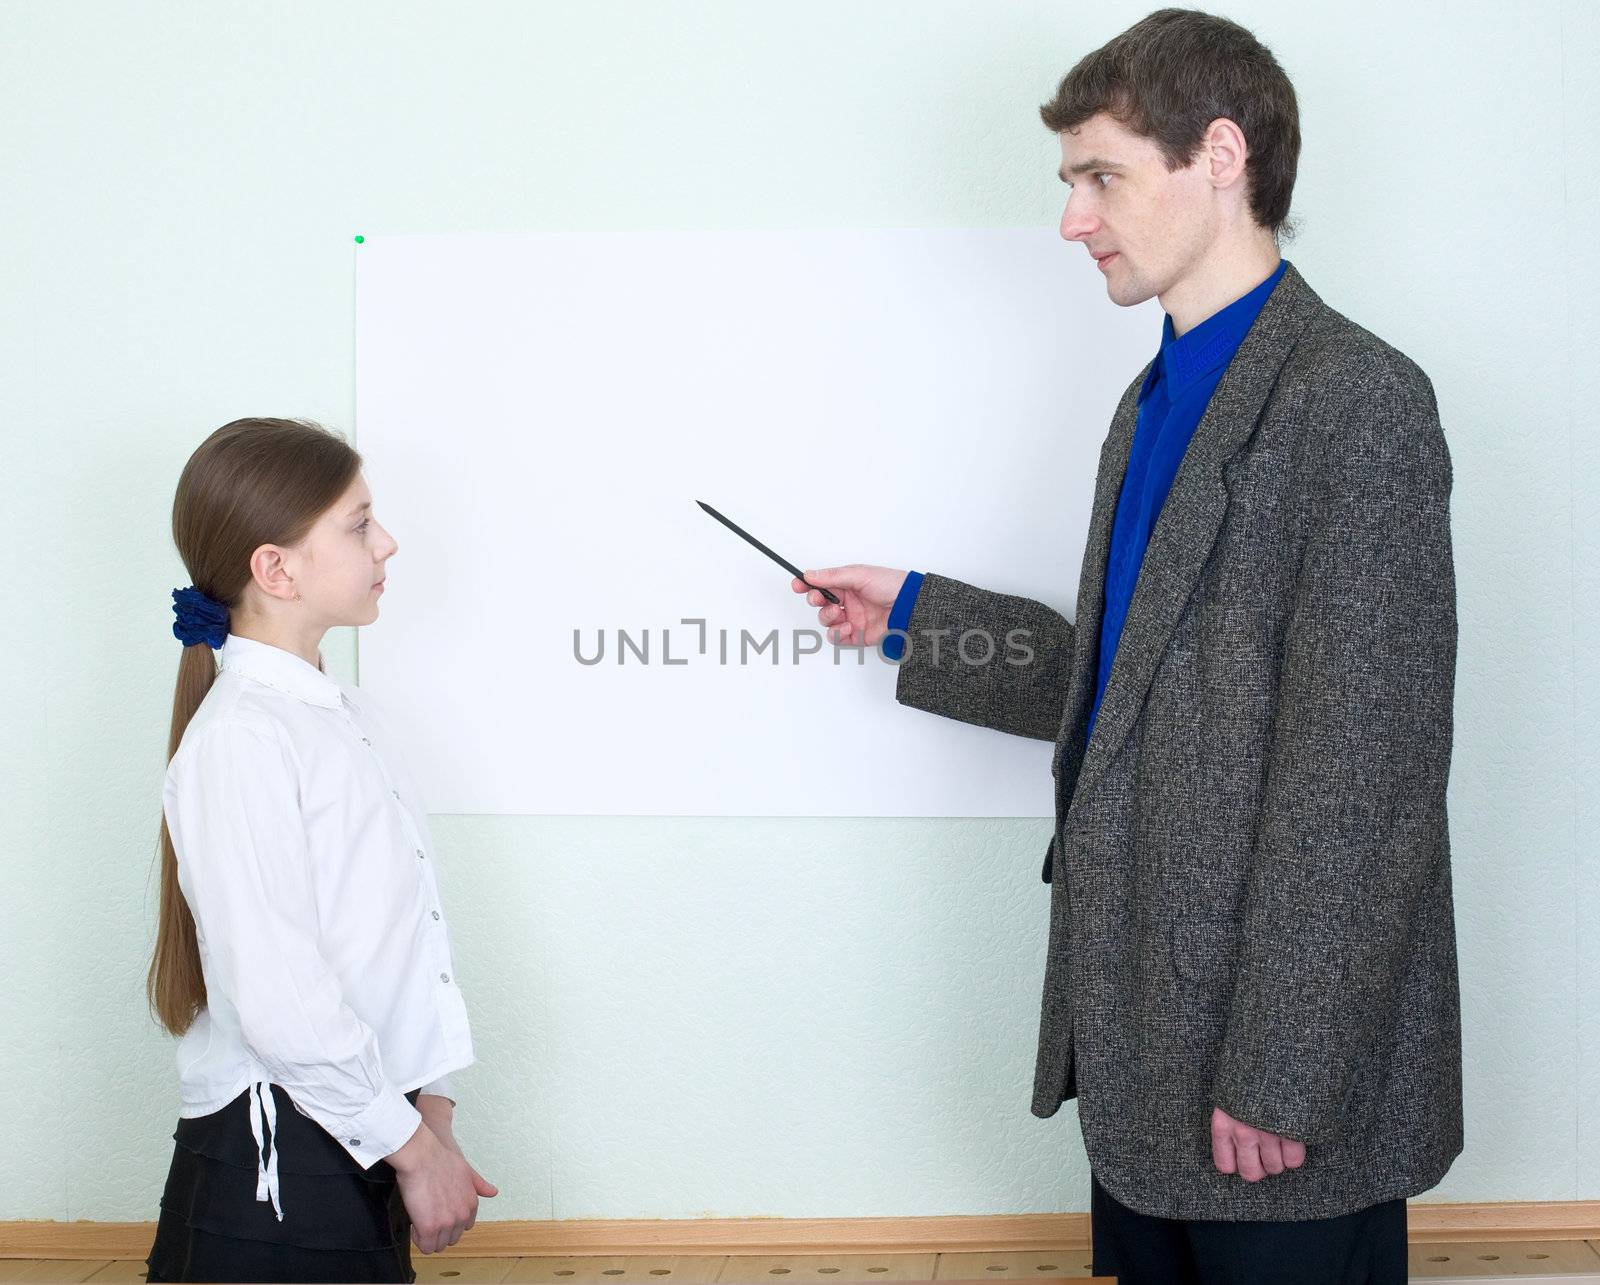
[417,1097,496,1200]
[417,1093,461,1155]
[390,1109,499,1254]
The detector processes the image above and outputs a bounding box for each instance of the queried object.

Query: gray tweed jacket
[893,260,1462,1221]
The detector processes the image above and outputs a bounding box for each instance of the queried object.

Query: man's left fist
[1211,1106,1307,1181]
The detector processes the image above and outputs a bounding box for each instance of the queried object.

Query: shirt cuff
[882,570,925,661]
[327,1082,425,1170]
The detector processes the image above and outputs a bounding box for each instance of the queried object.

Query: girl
[146,417,497,1283]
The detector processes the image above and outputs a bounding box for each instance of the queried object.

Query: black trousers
[1089,1171,1407,1285]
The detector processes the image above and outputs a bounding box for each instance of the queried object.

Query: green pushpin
[354,235,364,244]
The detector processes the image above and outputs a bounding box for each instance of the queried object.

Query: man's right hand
[791,566,909,649]
[388,1120,494,1254]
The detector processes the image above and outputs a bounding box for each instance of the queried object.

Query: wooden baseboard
[4,1203,1599,1260]
[1407,1203,1600,1243]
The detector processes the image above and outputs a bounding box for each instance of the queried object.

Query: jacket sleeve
[1210,362,1457,1145]
[165,718,424,1168]
[892,570,1075,742]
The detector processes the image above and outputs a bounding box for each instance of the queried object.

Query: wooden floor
[4,1242,1600,1283]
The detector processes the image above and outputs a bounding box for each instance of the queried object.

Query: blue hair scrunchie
[172,585,230,649]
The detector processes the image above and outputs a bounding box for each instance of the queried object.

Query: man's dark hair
[1040,8,1301,242]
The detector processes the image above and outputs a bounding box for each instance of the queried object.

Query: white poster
[355,227,1156,816]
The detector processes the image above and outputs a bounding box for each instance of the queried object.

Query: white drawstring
[247,1079,284,1221]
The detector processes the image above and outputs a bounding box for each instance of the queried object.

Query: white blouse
[162,631,475,1222]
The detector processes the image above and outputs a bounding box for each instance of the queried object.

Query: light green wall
[2,0,1595,1221]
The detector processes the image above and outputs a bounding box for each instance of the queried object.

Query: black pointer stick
[696,500,842,605]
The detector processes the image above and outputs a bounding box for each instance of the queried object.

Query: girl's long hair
[148,417,363,1037]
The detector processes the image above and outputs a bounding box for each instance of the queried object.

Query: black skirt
[145,1083,422,1284]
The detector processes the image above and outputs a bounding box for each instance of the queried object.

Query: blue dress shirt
[884,259,1290,744]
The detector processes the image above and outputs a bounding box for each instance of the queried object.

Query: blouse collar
[219,632,343,709]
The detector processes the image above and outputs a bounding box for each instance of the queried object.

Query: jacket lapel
[1052,364,1143,780]
[1064,260,1324,815]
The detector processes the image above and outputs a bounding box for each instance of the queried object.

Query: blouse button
[362,737,371,746]
[432,910,440,920]
[416,848,425,859]
[440,972,450,983]
[350,1137,362,1147]
[392,789,400,799]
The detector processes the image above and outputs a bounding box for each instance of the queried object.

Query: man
[793,9,1461,1283]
